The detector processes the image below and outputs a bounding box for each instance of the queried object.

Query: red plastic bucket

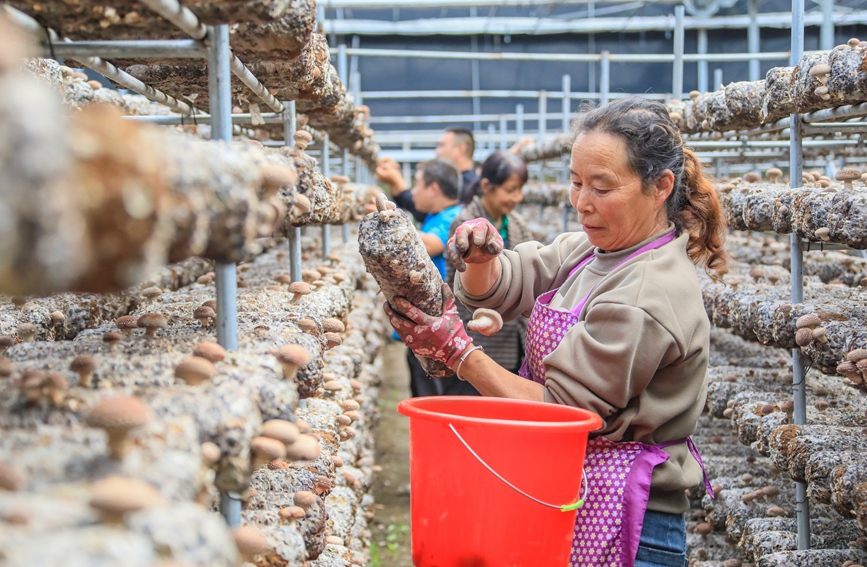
[397,396,603,567]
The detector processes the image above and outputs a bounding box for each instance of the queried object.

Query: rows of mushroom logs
[666,37,867,133]
[0,235,390,567]
[5,1,379,161]
[3,47,380,297]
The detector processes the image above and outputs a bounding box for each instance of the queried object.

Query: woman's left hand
[384,284,472,369]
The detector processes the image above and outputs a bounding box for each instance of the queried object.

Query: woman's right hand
[447,218,504,272]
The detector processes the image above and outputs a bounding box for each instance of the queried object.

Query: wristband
[455,344,484,381]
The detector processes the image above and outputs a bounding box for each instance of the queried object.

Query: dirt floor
[370,342,415,567]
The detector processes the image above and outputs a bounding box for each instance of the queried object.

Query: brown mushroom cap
[0,358,14,379]
[795,313,821,329]
[836,168,862,182]
[232,526,270,561]
[0,335,15,353]
[174,356,215,386]
[193,306,216,325]
[0,463,23,491]
[201,300,217,311]
[293,490,317,511]
[116,315,138,336]
[795,327,815,347]
[141,287,162,300]
[846,349,867,362]
[137,313,167,337]
[50,311,66,325]
[16,323,36,342]
[296,318,318,333]
[288,281,312,301]
[285,435,321,461]
[251,436,287,468]
[102,331,122,348]
[89,475,162,523]
[324,332,343,350]
[274,274,293,285]
[85,396,152,459]
[261,420,300,446]
[809,63,831,76]
[273,344,311,380]
[766,167,783,181]
[743,172,761,183]
[278,505,306,522]
[193,342,226,363]
[322,318,346,333]
[301,269,322,283]
[70,354,98,387]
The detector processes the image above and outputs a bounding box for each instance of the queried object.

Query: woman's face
[569,132,672,251]
[482,173,524,219]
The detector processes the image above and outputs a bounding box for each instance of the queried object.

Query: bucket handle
[448,424,587,512]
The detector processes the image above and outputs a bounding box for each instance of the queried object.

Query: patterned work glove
[384,283,472,369]
[446,217,504,272]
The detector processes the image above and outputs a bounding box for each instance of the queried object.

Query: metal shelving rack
[4,0,367,529]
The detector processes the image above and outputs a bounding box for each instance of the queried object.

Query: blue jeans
[634,510,688,567]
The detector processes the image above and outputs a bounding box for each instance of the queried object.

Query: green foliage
[371,523,410,565]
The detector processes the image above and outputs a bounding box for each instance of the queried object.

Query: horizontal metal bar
[323,10,867,35]
[125,112,284,125]
[334,46,793,64]
[802,101,867,123]
[802,122,867,134]
[38,39,206,59]
[360,89,666,100]
[323,0,680,7]
[689,139,861,148]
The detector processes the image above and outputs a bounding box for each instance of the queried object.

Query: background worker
[384,98,727,566]
[375,127,479,220]
[441,150,534,396]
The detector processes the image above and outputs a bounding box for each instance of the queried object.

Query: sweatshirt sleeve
[542,299,682,431]
[454,232,591,321]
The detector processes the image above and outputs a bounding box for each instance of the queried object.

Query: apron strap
[569,231,677,317]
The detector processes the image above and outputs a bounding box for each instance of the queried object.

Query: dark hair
[571,97,727,271]
[462,150,529,204]
[445,127,475,159]
[418,158,461,200]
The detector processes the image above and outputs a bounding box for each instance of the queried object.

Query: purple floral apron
[517,232,713,567]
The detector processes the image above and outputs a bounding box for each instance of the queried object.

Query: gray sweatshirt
[455,226,709,514]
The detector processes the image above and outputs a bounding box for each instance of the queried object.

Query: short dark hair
[418,158,461,200]
[445,127,475,159]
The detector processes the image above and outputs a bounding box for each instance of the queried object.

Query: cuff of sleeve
[455,256,511,307]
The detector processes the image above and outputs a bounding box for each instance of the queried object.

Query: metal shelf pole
[516,104,525,138]
[600,51,610,105]
[343,148,351,244]
[283,101,303,283]
[672,5,685,101]
[322,135,332,257]
[788,0,811,550]
[209,23,241,528]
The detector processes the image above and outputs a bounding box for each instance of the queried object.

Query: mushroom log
[357,196,453,377]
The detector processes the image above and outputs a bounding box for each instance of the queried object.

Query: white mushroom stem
[467,308,504,336]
